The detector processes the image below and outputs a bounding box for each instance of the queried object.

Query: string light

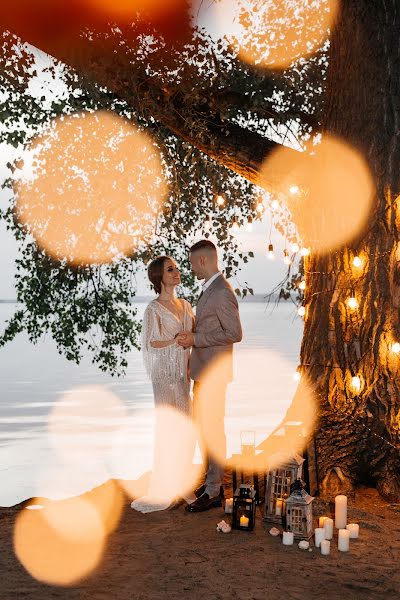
[256,201,264,214]
[289,185,299,195]
[271,199,279,210]
[204,215,211,231]
[231,216,239,232]
[300,247,310,257]
[352,256,362,268]
[267,243,275,260]
[299,280,306,291]
[298,306,306,317]
[283,249,291,265]
[347,297,358,310]
[350,375,361,393]
[293,367,301,382]
[216,194,225,207]
[292,242,300,253]
[246,216,253,232]
[391,342,400,354]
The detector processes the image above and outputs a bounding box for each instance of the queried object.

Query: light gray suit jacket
[190,274,242,383]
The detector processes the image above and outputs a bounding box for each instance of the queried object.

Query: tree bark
[300,0,400,500]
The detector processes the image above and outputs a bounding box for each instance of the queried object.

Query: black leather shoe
[194,484,224,499]
[185,492,223,512]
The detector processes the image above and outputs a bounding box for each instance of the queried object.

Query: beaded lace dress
[131,298,195,513]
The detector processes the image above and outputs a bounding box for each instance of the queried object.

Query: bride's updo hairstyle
[147,256,171,295]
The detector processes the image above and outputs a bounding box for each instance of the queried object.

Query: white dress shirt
[202,271,221,293]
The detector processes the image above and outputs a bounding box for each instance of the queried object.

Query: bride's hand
[176,331,194,348]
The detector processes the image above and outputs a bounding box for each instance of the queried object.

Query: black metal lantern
[232,484,257,531]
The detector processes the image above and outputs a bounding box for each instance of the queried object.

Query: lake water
[0,302,303,507]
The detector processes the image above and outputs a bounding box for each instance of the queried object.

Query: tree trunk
[301,0,400,500]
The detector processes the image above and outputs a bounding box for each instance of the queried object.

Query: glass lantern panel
[290,507,304,535]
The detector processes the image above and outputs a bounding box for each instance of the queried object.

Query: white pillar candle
[346,523,359,539]
[338,528,350,552]
[323,518,334,540]
[282,531,294,545]
[335,495,347,529]
[314,527,325,548]
[275,498,283,516]
[319,516,328,528]
[224,498,233,514]
[321,540,330,555]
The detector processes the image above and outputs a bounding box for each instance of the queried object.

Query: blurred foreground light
[207,0,339,70]
[197,349,316,471]
[347,297,358,310]
[48,385,127,464]
[16,111,168,266]
[258,136,375,254]
[289,185,299,195]
[115,406,198,506]
[14,496,108,586]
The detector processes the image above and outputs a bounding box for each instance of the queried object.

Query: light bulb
[347,297,358,310]
[299,280,306,291]
[289,185,299,195]
[271,199,279,210]
[298,306,306,317]
[293,369,301,382]
[268,243,275,260]
[231,217,239,232]
[350,376,361,393]
[353,256,362,268]
[246,217,253,232]
[283,249,291,265]
[300,247,310,257]
[216,194,225,207]
[292,243,300,253]
[392,342,400,353]
[256,201,264,213]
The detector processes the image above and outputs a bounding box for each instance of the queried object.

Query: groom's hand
[176,331,194,348]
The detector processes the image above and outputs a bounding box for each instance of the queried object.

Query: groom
[177,240,242,512]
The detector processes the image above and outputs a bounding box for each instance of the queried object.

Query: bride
[131,255,195,513]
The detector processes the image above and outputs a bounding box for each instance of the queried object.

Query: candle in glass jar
[346,523,359,539]
[240,515,249,528]
[338,528,350,552]
[323,518,334,540]
[314,527,325,548]
[335,495,347,529]
[321,540,331,555]
[224,498,233,514]
[275,498,283,516]
[282,531,294,545]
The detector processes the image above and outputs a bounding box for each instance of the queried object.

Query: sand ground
[1,480,399,600]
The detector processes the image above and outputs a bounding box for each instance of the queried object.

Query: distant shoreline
[0,294,282,304]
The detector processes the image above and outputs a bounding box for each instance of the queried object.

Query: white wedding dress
[131,298,195,513]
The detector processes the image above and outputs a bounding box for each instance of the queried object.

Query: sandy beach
[1,474,399,600]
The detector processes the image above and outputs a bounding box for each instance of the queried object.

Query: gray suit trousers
[193,380,227,497]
